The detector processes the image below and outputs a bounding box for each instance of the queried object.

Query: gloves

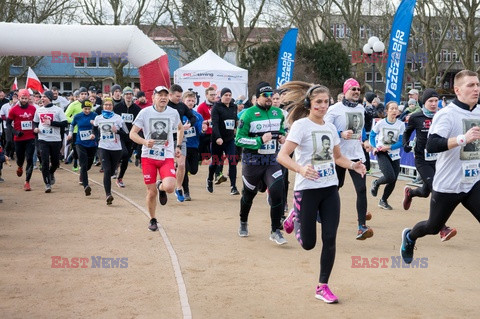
[16,131,24,137]
[404,145,412,153]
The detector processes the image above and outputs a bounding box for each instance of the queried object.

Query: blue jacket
[71,112,98,148]
[183,110,204,149]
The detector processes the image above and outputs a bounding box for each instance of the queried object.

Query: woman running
[369,101,405,210]
[93,98,128,205]
[277,82,366,303]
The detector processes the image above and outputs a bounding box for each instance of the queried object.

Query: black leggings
[38,140,62,185]
[118,138,135,179]
[240,163,285,232]
[99,148,122,196]
[77,144,97,188]
[336,160,368,226]
[182,147,199,194]
[14,139,35,182]
[208,139,238,187]
[410,158,435,198]
[293,186,340,284]
[410,181,480,240]
[376,152,400,201]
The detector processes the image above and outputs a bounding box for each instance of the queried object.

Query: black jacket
[211,101,237,142]
[167,100,196,125]
[113,101,141,131]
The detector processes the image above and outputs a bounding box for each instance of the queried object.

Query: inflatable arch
[0,22,170,101]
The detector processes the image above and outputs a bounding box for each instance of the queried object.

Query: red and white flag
[11,77,18,91]
[25,67,44,93]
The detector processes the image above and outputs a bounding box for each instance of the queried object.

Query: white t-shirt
[133,105,181,160]
[429,103,480,193]
[371,118,405,161]
[93,113,126,151]
[287,117,340,191]
[324,101,365,161]
[34,105,67,142]
[1,103,12,130]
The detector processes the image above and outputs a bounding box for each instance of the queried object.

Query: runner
[324,78,373,240]
[370,101,405,210]
[235,82,286,244]
[401,70,480,264]
[402,88,457,241]
[68,100,98,196]
[277,82,366,303]
[32,90,68,193]
[6,89,36,191]
[130,86,183,231]
[65,87,88,172]
[93,98,128,205]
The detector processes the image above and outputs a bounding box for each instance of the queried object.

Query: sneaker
[403,186,413,210]
[24,181,31,191]
[356,225,374,240]
[95,161,101,167]
[315,284,339,304]
[366,212,372,221]
[72,166,79,172]
[156,180,168,205]
[78,176,83,185]
[400,228,416,264]
[184,192,191,201]
[84,185,92,196]
[148,218,158,232]
[116,178,125,188]
[439,226,457,242]
[206,179,213,193]
[0,177,5,182]
[45,184,52,193]
[270,229,287,245]
[135,158,140,167]
[215,174,227,185]
[238,222,249,237]
[378,199,393,210]
[175,188,185,202]
[99,168,104,173]
[230,186,240,195]
[106,194,114,205]
[283,209,296,234]
[370,179,379,197]
[50,174,55,185]
[16,166,23,177]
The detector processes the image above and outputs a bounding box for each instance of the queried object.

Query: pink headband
[343,78,360,94]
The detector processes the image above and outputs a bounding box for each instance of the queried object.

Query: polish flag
[25,67,44,93]
[11,77,18,91]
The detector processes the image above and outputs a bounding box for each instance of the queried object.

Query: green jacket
[65,101,83,133]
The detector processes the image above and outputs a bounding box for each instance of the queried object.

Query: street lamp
[363,36,385,93]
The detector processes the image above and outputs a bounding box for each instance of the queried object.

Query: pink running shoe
[283,209,295,234]
[315,284,338,303]
[439,226,457,242]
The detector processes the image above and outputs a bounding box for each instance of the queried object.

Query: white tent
[174,50,248,105]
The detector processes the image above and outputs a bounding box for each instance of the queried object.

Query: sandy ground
[0,159,479,319]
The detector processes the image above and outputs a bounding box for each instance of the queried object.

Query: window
[475,52,480,63]
[445,50,451,62]
[375,72,383,82]
[86,57,97,68]
[345,26,351,38]
[12,57,24,67]
[52,82,61,90]
[365,72,373,82]
[437,53,442,62]
[99,57,109,68]
[336,24,345,39]
[63,82,72,91]
[42,82,50,90]
[414,82,421,90]
[360,25,366,39]
[75,57,86,67]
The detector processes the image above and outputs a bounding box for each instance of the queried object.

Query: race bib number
[424,149,438,161]
[21,121,32,130]
[101,131,114,140]
[461,163,480,183]
[314,162,336,181]
[184,127,196,138]
[258,140,277,154]
[41,127,53,135]
[389,151,401,161]
[224,119,235,130]
[79,130,92,141]
[149,145,165,160]
[121,113,134,123]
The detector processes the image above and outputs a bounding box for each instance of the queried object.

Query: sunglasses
[260,92,274,98]
[350,87,361,92]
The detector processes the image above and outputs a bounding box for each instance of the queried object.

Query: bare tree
[452,0,480,71]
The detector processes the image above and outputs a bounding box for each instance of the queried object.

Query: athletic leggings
[77,144,97,188]
[410,181,480,240]
[336,160,368,226]
[293,186,340,284]
[410,158,435,198]
[14,139,35,182]
[38,140,62,185]
[99,148,122,196]
[118,138,135,179]
[240,163,285,232]
[182,147,199,194]
[376,152,400,201]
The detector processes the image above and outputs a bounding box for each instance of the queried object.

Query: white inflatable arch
[0,22,170,101]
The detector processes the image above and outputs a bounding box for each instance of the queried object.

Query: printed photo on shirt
[100,123,115,140]
[312,131,334,164]
[346,112,363,139]
[149,119,170,144]
[461,120,480,160]
[382,128,398,145]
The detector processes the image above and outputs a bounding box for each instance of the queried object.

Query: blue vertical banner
[385,0,417,103]
[276,28,299,88]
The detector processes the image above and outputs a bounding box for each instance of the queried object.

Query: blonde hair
[182,91,196,100]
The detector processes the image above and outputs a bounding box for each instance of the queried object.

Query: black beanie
[421,88,439,105]
[78,87,88,94]
[43,90,54,101]
[111,84,122,93]
[365,92,376,103]
[256,81,273,98]
[220,87,232,97]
